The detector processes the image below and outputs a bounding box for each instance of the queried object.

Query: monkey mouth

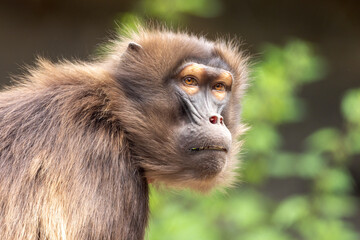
[189,145,227,152]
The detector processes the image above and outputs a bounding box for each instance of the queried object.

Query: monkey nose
[209,115,224,125]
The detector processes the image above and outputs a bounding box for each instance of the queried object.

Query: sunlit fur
[0,26,248,240]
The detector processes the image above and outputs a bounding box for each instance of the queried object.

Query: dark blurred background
[1,0,359,239]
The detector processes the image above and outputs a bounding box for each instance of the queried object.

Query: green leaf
[314,194,357,218]
[267,152,298,177]
[242,157,269,184]
[305,128,342,153]
[315,168,354,193]
[296,152,326,178]
[298,218,359,240]
[139,0,223,21]
[341,89,360,123]
[244,123,281,153]
[241,226,292,240]
[223,191,269,229]
[345,127,360,154]
[148,190,221,240]
[272,196,310,228]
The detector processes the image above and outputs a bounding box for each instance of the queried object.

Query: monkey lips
[176,121,232,179]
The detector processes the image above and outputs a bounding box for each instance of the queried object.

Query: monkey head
[105,28,248,192]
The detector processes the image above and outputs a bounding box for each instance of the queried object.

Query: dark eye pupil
[184,77,196,85]
[215,83,224,90]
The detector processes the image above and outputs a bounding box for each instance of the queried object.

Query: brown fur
[0,26,248,240]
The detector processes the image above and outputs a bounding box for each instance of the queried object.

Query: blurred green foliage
[115,0,223,27]
[112,1,359,239]
[138,0,223,20]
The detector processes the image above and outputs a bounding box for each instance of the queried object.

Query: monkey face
[111,30,248,191]
[173,63,233,178]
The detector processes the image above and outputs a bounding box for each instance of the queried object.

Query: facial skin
[109,30,248,192]
[173,62,234,178]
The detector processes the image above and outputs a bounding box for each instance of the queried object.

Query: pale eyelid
[216,71,233,89]
[178,63,206,85]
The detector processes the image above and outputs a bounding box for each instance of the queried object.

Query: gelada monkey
[0,26,248,239]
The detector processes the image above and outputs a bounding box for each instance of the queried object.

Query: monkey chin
[147,147,232,193]
[173,153,231,193]
[152,124,234,192]
[186,148,228,178]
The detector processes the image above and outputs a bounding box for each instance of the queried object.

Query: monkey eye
[183,76,198,86]
[212,83,226,91]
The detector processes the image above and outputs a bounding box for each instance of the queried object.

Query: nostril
[220,117,223,125]
[209,116,218,124]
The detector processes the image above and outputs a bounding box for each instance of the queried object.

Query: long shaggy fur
[0,26,248,239]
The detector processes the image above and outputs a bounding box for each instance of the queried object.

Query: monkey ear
[127,42,143,52]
